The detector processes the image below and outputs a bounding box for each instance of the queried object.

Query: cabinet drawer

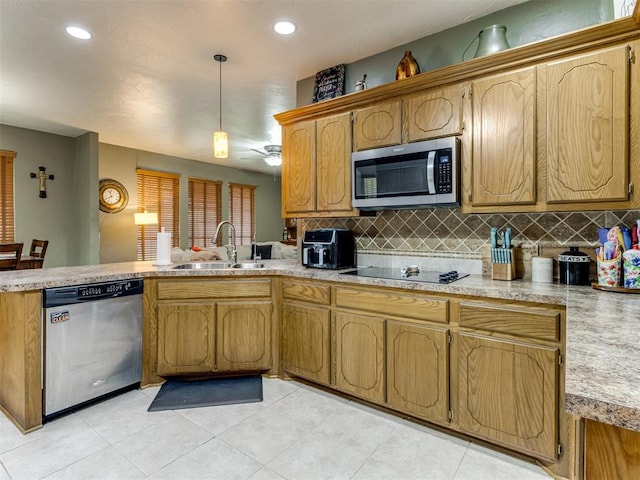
[282,280,330,305]
[157,279,271,300]
[459,301,560,341]
[335,287,448,323]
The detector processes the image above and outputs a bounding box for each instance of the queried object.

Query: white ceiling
[0,0,526,174]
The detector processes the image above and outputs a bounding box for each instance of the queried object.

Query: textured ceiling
[0,0,527,174]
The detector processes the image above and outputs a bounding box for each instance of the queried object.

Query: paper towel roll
[531,256,553,283]
[156,228,172,265]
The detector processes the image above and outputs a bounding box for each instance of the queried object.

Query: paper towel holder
[134,207,158,226]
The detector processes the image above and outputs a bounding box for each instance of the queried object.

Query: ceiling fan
[250,145,282,167]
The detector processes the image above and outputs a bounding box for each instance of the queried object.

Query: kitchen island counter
[1,260,638,432]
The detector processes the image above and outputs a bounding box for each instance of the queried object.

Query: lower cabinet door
[282,302,331,385]
[457,332,559,460]
[156,303,215,375]
[387,321,449,423]
[216,301,272,371]
[335,311,385,403]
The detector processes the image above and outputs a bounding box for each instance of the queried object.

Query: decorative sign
[312,64,346,103]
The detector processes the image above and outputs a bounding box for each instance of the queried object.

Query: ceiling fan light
[213,131,228,158]
[264,155,282,167]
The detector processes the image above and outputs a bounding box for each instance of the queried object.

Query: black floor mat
[148,375,263,412]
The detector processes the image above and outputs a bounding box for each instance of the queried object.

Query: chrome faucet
[213,221,237,264]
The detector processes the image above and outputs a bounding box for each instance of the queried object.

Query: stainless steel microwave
[351,137,460,210]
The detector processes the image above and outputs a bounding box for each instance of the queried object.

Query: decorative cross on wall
[30,166,54,198]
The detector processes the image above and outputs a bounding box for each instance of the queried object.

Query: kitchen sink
[171,261,265,270]
[231,262,265,269]
[172,262,232,270]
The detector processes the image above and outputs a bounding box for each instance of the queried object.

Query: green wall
[297,0,613,105]
[0,124,98,267]
[0,124,283,266]
[99,143,283,264]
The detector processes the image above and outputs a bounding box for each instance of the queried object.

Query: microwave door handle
[427,151,436,194]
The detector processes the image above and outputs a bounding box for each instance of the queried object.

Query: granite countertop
[1,260,638,431]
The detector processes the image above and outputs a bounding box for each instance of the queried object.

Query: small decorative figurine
[354,74,367,91]
[396,50,420,80]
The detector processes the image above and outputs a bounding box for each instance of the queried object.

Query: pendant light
[213,54,228,158]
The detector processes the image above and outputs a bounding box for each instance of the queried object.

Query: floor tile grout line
[450,443,471,480]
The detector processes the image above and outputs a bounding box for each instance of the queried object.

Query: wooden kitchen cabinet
[470,66,537,207]
[585,419,640,479]
[353,101,402,151]
[334,311,385,403]
[282,303,331,385]
[216,301,272,371]
[282,119,315,215]
[281,113,356,217]
[316,113,353,213]
[387,320,449,424]
[457,332,559,460]
[403,84,463,142]
[156,303,215,375]
[147,278,274,380]
[456,299,561,461]
[281,279,332,385]
[545,44,630,204]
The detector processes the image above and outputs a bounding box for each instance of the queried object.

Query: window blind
[0,151,16,242]
[229,183,256,245]
[188,178,222,248]
[136,169,180,261]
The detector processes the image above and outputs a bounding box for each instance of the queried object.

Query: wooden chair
[29,239,49,259]
[0,242,24,271]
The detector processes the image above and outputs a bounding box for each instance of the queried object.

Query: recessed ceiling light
[65,25,92,40]
[274,21,296,35]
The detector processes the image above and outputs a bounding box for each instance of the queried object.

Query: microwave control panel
[437,151,453,194]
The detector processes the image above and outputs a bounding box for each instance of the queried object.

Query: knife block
[492,248,516,280]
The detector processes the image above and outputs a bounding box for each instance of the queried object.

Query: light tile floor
[0,378,551,480]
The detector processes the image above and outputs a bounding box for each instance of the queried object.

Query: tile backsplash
[301,209,640,277]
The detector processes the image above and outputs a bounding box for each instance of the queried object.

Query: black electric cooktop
[341,267,469,284]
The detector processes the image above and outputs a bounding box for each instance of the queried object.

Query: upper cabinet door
[282,120,315,215]
[316,113,353,213]
[403,85,463,142]
[353,101,402,151]
[471,66,537,206]
[546,45,629,203]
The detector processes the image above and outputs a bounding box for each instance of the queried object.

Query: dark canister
[558,247,591,285]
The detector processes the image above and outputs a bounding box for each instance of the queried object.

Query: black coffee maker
[302,229,355,269]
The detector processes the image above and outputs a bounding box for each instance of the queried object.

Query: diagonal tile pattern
[302,209,640,256]
[0,378,551,479]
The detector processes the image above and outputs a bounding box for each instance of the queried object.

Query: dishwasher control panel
[44,279,143,307]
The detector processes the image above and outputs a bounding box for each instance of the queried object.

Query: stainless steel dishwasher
[43,278,143,418]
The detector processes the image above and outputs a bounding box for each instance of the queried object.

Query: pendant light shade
[213,131,228,158]
[213,54,228,158]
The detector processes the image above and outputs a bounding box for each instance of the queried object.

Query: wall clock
[98,178,129,213]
